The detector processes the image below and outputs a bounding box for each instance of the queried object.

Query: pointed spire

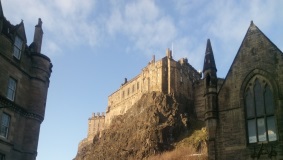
[0,0,4,18]
[203,39,217,72]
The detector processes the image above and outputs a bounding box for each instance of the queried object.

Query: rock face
[75,91,197,160]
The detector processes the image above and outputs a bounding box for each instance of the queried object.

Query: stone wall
[194,79,205,120]
[77,49,202,152]
[77,113,105,151]
[87,112,105,140]
[105,49,201,128]
[0,10,52,159]
[214,23,283,159]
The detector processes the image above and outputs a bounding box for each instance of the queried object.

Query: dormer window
[13,36,23,59]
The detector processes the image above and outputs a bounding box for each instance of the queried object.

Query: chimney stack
[33,18,43,53]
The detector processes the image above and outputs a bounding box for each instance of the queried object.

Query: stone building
[78,113,105,151]
[105,49,201,128]
[79,22,282,159]
[200,22,283,159]
[0,2,52,160]
[78,49,202,150]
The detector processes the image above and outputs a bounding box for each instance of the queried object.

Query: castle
[78,49,202,149]
[79,22,283,159]
[0,2,52,160]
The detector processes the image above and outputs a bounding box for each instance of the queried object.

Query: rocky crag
[75,91,206,160]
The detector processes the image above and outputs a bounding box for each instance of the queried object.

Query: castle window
[13,36,23,59]
[245,78,277,144]
[0,113,11,138]
[137,82,139,90]
[6,77,17,101]
[122,91,124,98]
[128,88,130,96]
[132,85,135,93]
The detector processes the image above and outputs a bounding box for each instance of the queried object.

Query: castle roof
[203,39,217,72]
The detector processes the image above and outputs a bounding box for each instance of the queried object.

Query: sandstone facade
[105,49,201,128]
[0,2,52,160]
[78,112,105,151]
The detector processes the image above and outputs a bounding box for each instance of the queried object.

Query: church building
[202,21,283,159]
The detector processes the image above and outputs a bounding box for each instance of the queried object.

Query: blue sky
[2,0,283,160]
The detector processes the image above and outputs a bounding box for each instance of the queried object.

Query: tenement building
[0,2,52,160]
[79,21,283,159]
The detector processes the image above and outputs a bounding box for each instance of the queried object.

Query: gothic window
[245,78,277,143]
[0,113,11,138]
[6,77,17,101]
[13,36,23,59]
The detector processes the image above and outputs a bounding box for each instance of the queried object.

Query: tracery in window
[245,77,277,143]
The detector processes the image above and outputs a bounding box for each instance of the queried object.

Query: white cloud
[2,0,282,64]
[44,40,62,57]
[106,0,177,57]
[2,0,98,57]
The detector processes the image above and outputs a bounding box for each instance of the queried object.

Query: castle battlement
[89,112,105,119]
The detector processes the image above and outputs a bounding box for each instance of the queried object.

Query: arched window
[245,77,277,143]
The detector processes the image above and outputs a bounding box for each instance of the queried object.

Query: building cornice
[0,96,44,123]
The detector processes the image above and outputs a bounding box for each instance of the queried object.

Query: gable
[218,22,283,111]
[13,21,27,42]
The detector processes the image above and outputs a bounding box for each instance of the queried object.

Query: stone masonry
[0,2,52,160]
[78,49,201,150]
[78,22,283,160]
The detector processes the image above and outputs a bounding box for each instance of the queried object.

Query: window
[245,78,277,143]
[0,113,11,138]
[128,88,130,96]
[13,36,23,59]
[6,78,17,101]
[132,85,135,93]
[122,91,124,98]
[137,82,139,90]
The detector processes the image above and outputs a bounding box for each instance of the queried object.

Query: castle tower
[203,39,218,160]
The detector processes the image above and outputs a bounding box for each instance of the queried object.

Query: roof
[203,39,217,72]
